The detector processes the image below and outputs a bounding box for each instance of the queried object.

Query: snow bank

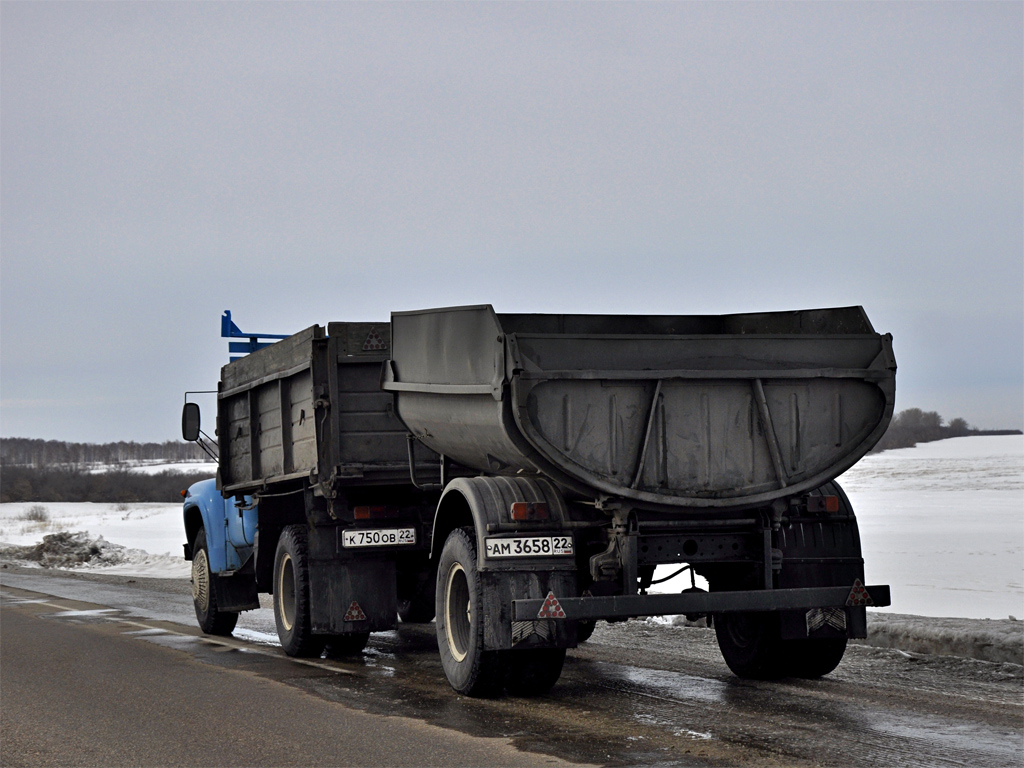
[0,531,132,568]
[0,529,191,578]
[0,502,190,578]
[857,612,1024,666]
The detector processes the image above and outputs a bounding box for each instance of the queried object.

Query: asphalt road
[0,585,584,768]
[1,567,1021,767]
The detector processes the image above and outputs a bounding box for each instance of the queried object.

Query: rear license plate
[342,528,417,548]
[485,536,574,558]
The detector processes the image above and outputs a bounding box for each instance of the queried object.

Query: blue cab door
[226,496,256,548]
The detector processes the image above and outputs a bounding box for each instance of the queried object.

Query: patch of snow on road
[231,628,282,647]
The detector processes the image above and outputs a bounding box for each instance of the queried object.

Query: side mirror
[182,402,201,442]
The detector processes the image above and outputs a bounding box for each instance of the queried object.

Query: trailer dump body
[383,305,896,509]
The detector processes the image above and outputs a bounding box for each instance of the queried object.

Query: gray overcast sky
[2,1,1021,443]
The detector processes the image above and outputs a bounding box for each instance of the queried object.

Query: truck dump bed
[217,321,440,494]
[383,305,896,509]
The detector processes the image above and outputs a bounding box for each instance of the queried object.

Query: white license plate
[484,536,574,558]
[342,528,417,548]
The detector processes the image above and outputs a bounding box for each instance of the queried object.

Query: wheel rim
[191,548,210,611]
[277,552,296,632]
[726,613,759,647]
[444,563,471,662]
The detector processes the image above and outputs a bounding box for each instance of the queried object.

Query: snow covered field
[840,435,1023,621]
[1,436,1021,620]
[87,461,218,475]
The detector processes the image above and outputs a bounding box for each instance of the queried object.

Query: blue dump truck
[182,305,895,696]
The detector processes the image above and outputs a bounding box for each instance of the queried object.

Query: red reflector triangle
[845,579,874,607]
[343,601,368,621]
[537,591,566,619]
[362,329,388,351]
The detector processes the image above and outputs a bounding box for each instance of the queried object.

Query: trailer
[182,305,895,696]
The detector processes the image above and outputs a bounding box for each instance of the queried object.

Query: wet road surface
[2,567,1021,767]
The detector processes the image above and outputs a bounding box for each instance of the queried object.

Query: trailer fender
[776,480,868,640]
[431,476,569,569]
[431,476,578,651]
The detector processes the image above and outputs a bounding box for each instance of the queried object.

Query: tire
[435,528,506,697]
[324,632,370,657]
[273,525,325,658]
[191,528,238,636]
[398,565,436,623]
[784,638,848,678]
[576,620,597,643]
[714,612,788,679]
[505,648,566,696]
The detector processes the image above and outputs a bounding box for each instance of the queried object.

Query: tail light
[353,506,399,520]
[807,495,840,513]
[510,501,549,521]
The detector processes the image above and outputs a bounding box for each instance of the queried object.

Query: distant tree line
[869,408,1022,453]
[0,438,206,467]
[0,438,212,503]
[0,466,214,504]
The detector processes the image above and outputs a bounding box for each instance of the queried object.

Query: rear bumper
[512,583,890,621]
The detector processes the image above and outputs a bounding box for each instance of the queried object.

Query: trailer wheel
[273,525,325,658]
[324,632,370,657]
[436,527,506,697]
[505,648,566,696]
[191,529,239,636]
[714,612,788,679]
[784,638,848,678]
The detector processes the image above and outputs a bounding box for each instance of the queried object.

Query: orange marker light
[807,495,840,513]
[510,502,549,521]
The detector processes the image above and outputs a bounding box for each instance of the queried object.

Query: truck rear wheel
[436,528,506,697]
[714,612,788,679]
[505,648,566,696]
[273,526,325,658]
[191,528,239,636]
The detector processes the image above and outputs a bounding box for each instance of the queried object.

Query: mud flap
[211,572,260,612]
[309,560,397,634]
[779,605,867,640]
[481,570,579,651]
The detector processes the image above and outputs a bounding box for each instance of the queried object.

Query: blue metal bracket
[222,310,290,361]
